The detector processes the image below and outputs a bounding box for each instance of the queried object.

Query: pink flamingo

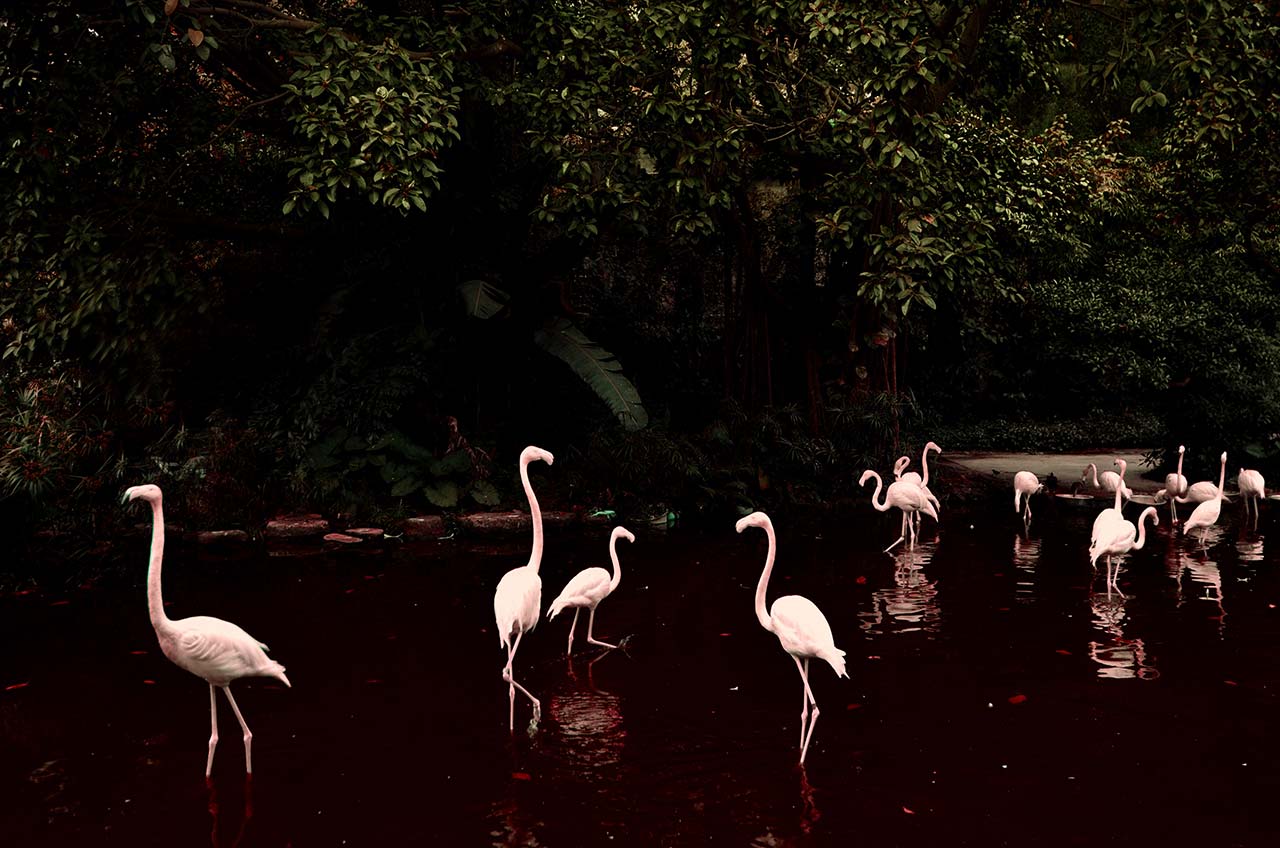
[1013,471,1042,521]
[1082,460,1132,503]
[860,469,939,552]
[1238,468,1265,527]
[1184,452,1227,545]
[493,446,554,730]
[894,441,943,522]
[548,526,635,654]
[1089,505,1159,590]
[736,511,847,765]
[124,485,290,778]
[1156,445,1189,525]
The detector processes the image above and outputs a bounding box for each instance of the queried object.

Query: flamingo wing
[167,616,281,685]
[494,567,542,647]
[549,567,612,615]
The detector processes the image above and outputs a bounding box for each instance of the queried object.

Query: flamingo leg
[884,533,906,553]
[206,683,219,778]
[502,629,541,727]
[797,657,820,765]
[794,656,809,752]
[586,607,617,649]
[221,686,253,775]
[566,608,580,655]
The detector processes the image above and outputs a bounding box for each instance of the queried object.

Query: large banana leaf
[457,279,510,319]
[534,317,649,431]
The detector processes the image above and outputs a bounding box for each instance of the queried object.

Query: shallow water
[3,499,1280,846]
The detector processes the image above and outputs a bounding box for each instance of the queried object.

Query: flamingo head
[520,445,555,467]
[925,441,942,454]
[1080,465,1092,481]
[1113,458,1127,476]
[859,470,879,488]
[893,456,910,477]
[1220,451,1227,463]
[612,526,636,544]
[122,484,162,505]
[1178,445,1185,455]
[735,511,770,534]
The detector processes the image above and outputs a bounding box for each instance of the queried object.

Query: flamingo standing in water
[1184,451,1227,545]
[548,526,635,654]
[1238,468,1266,527]
[1089,505,1159,590]
[894,441,943,532]
[1156,445,1189,525]
[1082,460,1132,504]
[124,485,290,777]
[1013,471,1043,522]
[860,469,938,552]
[493,446,554,730]
[736,511,847,765]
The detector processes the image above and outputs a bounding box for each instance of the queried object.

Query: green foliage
[533,319,649,431]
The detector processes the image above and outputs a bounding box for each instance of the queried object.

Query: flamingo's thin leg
[586,607,617,649]
[206,683,219,778]
[503,629,541,724]
[797,658,820,765]
[566,608,580,655]
[884,533,906,553]
[221,686,253,775]
[792,655,809,754]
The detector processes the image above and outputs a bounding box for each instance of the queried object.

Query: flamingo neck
[1133,509,1156,550]
[521,458,544,573]
[866,472,890,512]
[608,534,623,592]
[1216,456,1226,501]
[921,444,936,487]
[144,499,172,633]
[1087,464,1099,487]
[1176,449,1185,478]
[754,520,777,633]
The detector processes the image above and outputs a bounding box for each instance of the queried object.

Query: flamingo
[1238,468,1265,527]
[1089,506,1159,590]
[736,511,847,765]
[123,485,290,778]
[1082,460,1132,503]
[1184,451,1227,545]
[493,445,554,731]
[893,441,943,530]
[859,469,939,552]
[1013,471,1043,521]
[1176,451,1231,505]
[548,526,635,654]
[1155,445,1189,525]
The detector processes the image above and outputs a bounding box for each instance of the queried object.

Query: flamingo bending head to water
[1013,471,1043,521]
[1184,452,1227,546]
[860,469,938,553]
[124,484,290,778]
[1238,468,1265,528]
[736,511,847,765]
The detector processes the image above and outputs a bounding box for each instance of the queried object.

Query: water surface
[2,500,1279,846]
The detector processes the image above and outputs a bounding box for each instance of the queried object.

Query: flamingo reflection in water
[1182,534,1228,636]
[860,543,941,636]
[208,778,253,848]
[1012,533,1041,603]
[550,658,626,776]
[1088,589,1159,681]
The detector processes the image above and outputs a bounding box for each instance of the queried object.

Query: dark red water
[3,500,1280,846]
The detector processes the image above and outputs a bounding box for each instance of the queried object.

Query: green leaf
[390,476,422,497]
[470,480,501,506]
[423,480,460,508]
[430,450,471,476]
[533,317,649,430]
[456,279,510,319]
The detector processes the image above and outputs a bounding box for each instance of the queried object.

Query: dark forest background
[2,1,1278,535]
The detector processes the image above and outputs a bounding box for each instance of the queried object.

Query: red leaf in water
[363,575,376,580]
[50,600,70,607]
[512,772,531,781]
[365,678,383,684]
[997,607,1010,611]
[130,650,147,656]
[1008,694,1028,705]
[1055,649,1071,656]
[344,589,356,595]
[5,682,30,691]
[719,632,732,637]
[1224,680,1238,686]
[14,589,34,596]
[902,806,915,815]
[867,655,881,660]
[993,573,1003,577]
[143,679,156,685]
[855,575,867,585]
[846,703,862,711]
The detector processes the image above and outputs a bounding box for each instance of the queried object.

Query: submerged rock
[323,533,363,545]
[264,516,329,539]
[346,527,384,539]
[401,515,447,539]
[195,530,250,545]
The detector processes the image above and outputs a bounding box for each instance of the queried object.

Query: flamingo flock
[119,441,1268,774]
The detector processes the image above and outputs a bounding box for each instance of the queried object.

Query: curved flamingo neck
[608,532,624,592]
[1086,464,1099,487]
[754,520,777,633]
[144,498,173,633]
[865,472,890,512]
[1133,508,1157,550]
[921,444,938,487]
[1216,455,1226,501]
[1176,448,1185,478]
[521,457,544,573]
